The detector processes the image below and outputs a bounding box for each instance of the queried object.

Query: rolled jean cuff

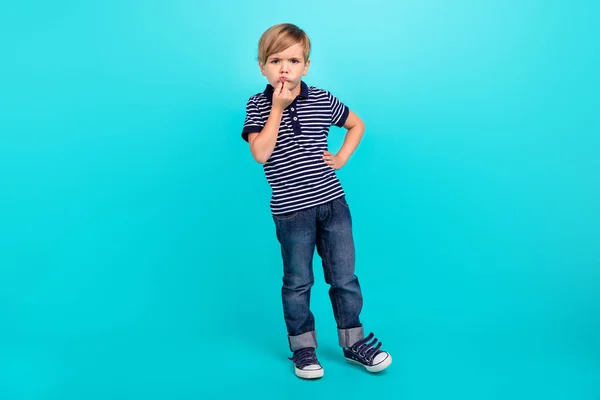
[288,330,317,352]
[338,326,364,348]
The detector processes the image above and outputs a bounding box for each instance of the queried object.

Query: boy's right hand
[272,81,294,112]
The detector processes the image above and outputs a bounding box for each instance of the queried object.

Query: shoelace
[349,332,382,362]
[289,347,319,369]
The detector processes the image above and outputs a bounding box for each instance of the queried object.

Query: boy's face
[259,43,310,92]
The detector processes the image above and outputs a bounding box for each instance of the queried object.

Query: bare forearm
[250,108,284,164]
[336,123,365,164]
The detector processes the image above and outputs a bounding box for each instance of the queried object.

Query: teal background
[1,0,598,399]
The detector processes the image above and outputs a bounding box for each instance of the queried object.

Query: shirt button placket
[290,102,300,134]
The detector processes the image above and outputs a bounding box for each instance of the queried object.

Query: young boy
[241,23,391,379]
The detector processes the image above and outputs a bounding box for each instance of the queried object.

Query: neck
[291,82,302,97]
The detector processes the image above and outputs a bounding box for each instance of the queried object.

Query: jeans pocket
[273,210,299,221]
[335,196,349,208]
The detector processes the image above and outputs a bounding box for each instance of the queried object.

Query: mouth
[279,77,288,82]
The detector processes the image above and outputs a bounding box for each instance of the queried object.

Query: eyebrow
[269,56,302,60]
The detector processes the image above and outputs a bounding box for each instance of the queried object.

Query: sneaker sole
[345,353,392,373]
[295,367,324,379]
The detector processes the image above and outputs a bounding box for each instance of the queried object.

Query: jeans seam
[322,239,345,329]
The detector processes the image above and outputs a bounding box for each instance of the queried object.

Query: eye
[270,60,279,64]
[291,59,300,64]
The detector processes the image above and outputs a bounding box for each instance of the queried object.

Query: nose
[279,61,289,73]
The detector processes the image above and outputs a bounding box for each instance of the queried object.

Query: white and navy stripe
[242,81,350,215]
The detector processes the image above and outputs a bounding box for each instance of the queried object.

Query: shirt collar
[263,81,309,104]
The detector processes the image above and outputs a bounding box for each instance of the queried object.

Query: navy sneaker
[289,347,324,379]
[343,332,392,373]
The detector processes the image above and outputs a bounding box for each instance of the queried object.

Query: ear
[303,59,311,76]
[258,61,266,76]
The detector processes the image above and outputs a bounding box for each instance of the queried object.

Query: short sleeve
[241,98,265,142]
[327,91,350,128]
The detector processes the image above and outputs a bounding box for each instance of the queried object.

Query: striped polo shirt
[241,81,350,215]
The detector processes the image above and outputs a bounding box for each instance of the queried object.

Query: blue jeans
[272,196,365,351]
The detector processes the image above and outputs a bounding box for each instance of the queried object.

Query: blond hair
[257,23,311,65]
